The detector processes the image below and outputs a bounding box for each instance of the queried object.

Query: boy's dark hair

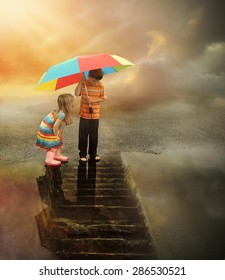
[88,68,103,80]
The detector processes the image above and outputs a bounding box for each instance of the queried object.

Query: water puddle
[122,147,225,259]
[1,147,224,259]
[34,157,157,259]
[0,161,57,259]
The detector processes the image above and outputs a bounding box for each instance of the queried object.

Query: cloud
[146,30,167,56]
[103,60,173,112]
[0,0,224,109]
[199,43,225,75]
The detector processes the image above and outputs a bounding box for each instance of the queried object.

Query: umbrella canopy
[35,54,134,91]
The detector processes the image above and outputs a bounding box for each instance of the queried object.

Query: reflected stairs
[35,154,158,260]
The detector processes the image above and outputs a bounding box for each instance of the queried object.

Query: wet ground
[0,160,57,259]
[123,147,225,260]
[0,101,225,259]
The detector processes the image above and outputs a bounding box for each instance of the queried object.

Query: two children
[36,69,106,166]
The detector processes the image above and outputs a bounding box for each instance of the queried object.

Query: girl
[36,93,75,166]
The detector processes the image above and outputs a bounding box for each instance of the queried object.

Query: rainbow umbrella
[35,54,134,91]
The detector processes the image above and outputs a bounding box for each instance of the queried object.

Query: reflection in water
[77,161,96,205]
[36,161,97,208]
[35,165,68,253]
[35,157,157,260]
[36,165,66,208]
[35,161,98,258]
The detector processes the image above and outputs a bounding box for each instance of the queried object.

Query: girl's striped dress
[36,110,65,150]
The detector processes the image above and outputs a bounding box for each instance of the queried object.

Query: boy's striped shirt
[79,80,106,119]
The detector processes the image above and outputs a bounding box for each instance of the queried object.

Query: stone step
[61,182,130,189]
[41,237,154,255]
[63,172,126,177]
[63,177,126,184]
[63,168,126,176]
[53,205,143,221]
[62,188,132,196]
[54,218,146,226]
[36,211,147,231]
[48,222,150,239]
[63,182,127,188]
[60,195,138,206]
[56,251,157,260]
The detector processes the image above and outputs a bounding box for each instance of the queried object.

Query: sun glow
[0,0,32,26]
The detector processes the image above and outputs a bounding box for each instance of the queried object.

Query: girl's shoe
[54,148,68,163]
[45,158,61,166]
[54,155,68,163]
[45,151,61,166]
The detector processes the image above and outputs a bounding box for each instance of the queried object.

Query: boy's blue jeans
[78,118,99,158]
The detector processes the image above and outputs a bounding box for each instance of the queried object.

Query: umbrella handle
[84,83,92,108]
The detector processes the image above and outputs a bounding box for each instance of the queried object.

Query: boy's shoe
[79,157,87,162]
[90,155,101,162]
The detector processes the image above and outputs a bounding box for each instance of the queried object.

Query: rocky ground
[1,101,225,164]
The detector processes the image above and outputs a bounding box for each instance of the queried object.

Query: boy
[74,68,106,162]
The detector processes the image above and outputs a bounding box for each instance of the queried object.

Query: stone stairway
[35,154,158,259]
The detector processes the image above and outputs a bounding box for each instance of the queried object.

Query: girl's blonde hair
[57,93,75,125]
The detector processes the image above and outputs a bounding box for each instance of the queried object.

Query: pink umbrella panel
[35,54,134,91]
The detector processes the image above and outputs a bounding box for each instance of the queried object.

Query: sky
[0,0,225,112]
